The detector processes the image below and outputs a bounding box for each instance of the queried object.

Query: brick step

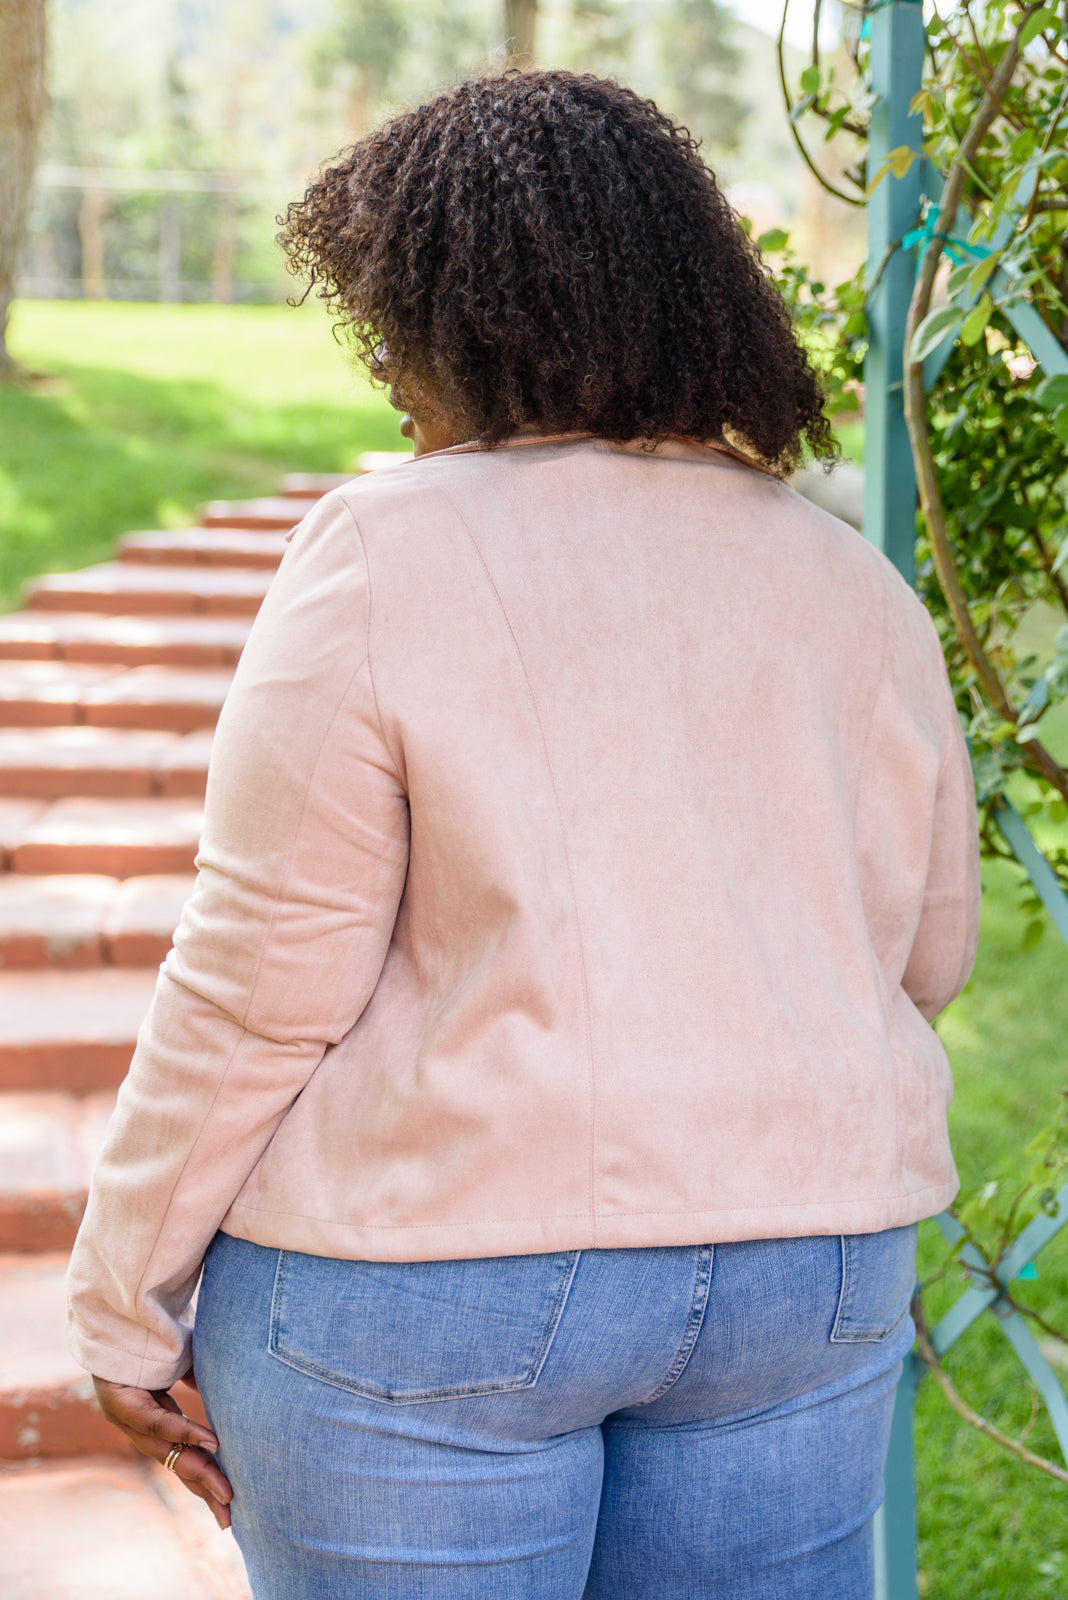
[0,1255,131,1458]
[119,528,287,569]
[0,969,158,1090]
[0,662,230,733]
[0,1093,115,1251]
[0,727,210,798]
[0,612,251,667]
[0,873,193,967]
[0,1255,216,1456]
[201,495,317,531]
[75,667,230,734]
[0,662,123,725]
[0,1455,252,1597]
[279,471,356,498]
[276,455,407,500]
[25,563,272,616]
[3,797,202,878]
[0,802,47,866]
[354,451,412,474]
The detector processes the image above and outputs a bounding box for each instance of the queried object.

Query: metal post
[865,10,926,1594]
[874,1351,921,1600]
[863,0,925,583]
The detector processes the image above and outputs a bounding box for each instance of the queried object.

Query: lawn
[0,298,403,611]
[2,299,1067,1594]
[917,854,1068,1599]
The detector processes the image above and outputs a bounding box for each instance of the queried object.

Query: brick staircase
[0,466,376,1597]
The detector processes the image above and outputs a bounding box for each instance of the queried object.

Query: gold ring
[163,1444,184,1472]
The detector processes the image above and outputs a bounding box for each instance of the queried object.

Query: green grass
[0,299,402,611]
[3,300,1067,1593]
[917,858,1068,1599]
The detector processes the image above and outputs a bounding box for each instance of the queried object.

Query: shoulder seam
[333,495,400,780]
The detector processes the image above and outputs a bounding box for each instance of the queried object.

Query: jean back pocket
[830,1224,918,1344]
[269,1248,580,1403]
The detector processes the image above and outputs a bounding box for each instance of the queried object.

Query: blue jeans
[194,1226,917,1599]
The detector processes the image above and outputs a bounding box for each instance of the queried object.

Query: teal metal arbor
[862,6,1068,1596]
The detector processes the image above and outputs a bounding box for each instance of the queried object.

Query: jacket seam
[226,1201,594,1225]
[431,482,600,1241]
[126,630,375,1379]
[224,1177,952,1228]
[849,572,892,819]
[335,497,404,782]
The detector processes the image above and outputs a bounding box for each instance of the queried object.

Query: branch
[939,13,1028,133]
[1025,509,1068,618]
[902,8,1068,806]
[776,0,865,207]
[1024,77,1068,227]
[1000,1291,1068,1351]
[913,1295,1068,1486]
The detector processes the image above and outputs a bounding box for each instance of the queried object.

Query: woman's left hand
[92,1370,233,1530]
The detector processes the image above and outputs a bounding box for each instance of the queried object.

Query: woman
[68,70,979,1598]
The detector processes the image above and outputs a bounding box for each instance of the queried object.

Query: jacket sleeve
[66,490,410,1390]
[900,617,982,1022]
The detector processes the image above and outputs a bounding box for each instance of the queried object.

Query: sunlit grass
[0,299,403,611]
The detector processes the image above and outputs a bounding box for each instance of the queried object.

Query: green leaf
[1035,374,1068,410]
[966,253,1000,296]
[960,302,991,347]
[947,262,974,299]
[1055,406,1068,446]
[910,306,962,363]
[756,228,789,254]
[1052,537,1068,577]
[799,64,820,95]
[1019,6,1058,47]
[866,145,917,195]
[1023,917,1046,950]
[970,748,1005,801]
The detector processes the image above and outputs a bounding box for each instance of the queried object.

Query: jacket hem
[221,1180,959,1262]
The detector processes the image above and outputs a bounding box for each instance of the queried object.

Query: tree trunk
[158,198,180,303]
[78,183,108,300]
[503,0,537,62]
[0,0,47,381]
[212,190,237,305]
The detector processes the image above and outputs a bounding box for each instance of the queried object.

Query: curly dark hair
[279,69,835,472]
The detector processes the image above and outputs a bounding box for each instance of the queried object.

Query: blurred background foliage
[17,0,864,308]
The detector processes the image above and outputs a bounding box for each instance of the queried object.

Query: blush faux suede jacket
[67,435,980,1390]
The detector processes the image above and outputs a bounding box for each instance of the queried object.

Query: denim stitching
[267,1249,581,1405]
[608,1318,911,1434]
[631,1244,714,1408]
[830,1234,851,1340]
[830,1234,912,1343]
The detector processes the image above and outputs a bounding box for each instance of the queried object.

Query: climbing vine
[766,0,1068,1484]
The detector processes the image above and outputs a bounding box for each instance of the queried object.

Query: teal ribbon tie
[902,208,990,265]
